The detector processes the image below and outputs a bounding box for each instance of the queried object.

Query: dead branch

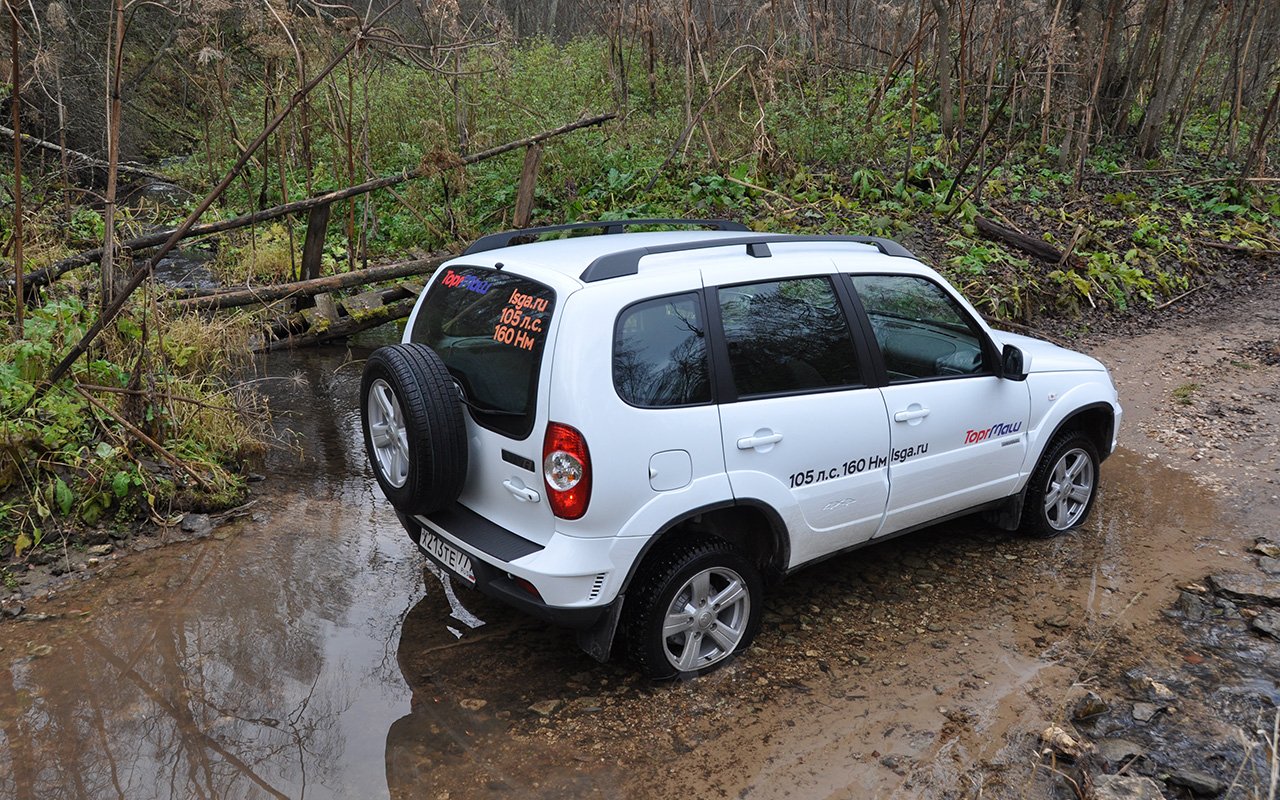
[0,123,168,181]
[75,385,215,492]
[10,113,615,296]
[1198,240,1280,257]
[174,256,445,312]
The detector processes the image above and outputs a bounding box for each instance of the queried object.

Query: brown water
[0,345,1267,800]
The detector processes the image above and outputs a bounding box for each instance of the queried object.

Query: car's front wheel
[1021,432,1100,538]
[624,539,763,679]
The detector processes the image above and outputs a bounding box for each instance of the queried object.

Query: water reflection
[0,345,423,799]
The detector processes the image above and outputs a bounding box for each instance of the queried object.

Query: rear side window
[614,293,711,407]
[850,274,987,381]
[410,266,555,438]
[717,277,860,397]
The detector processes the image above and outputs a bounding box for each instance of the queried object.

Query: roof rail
[580,234,917,282]
[463,218,749,255]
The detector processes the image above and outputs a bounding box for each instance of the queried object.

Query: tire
[1020,432,1100,538]
[361,343,467,516]
[624,539,763,680]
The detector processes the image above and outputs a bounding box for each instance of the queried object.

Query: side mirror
[1001,344,1030,381]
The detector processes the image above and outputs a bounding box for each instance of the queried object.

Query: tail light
[543,422,591,519]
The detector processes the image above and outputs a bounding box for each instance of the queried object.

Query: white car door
[704,259,891,567]
[848,274,1031,535]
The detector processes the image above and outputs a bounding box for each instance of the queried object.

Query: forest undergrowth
[1,9,1278,563]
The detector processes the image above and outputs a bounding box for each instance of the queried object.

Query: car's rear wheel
[624,539,762,679]
[361,343,467,516]
[1021,432,1099,538]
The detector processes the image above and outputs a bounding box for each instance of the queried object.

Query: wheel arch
[619,499,790,595]
[1038,401,1116,465]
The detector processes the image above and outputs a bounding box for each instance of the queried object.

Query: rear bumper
[395,510,612,631]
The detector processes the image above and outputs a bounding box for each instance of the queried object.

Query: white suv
[361,220,1121,678]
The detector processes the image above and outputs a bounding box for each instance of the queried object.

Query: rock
[1093,775,1168,800]
[1040,724,1092,759]
[459,698,487,711]
[1043,615,1071,629]
[1251,610,1280,640]
[1096,738,1146,765]
[1176,591,1209,620]
[1208,573,1280,606]
[179,513,213,537]
[1,601,24,618]
[1254,539,1280,558]
[26,643,53,657]
[1259,556,1280,575]
[1071,690,1108,721]
[86,544,113,556]
[1166,768,1226,796]
[1132,702,1162,722]
[528,700,560,717]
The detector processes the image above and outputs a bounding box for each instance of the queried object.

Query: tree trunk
[929,0,956,140]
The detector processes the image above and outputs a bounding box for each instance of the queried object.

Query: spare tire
[361,343,468,515]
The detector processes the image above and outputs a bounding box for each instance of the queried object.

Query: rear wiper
[458,396,523,417]
[452,381,523,416]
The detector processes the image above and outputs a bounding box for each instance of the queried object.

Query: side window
[850,274,987,382]
[717,277,860,398]
[614,294,711,407]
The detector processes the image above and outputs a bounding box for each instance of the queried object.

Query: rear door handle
[893,407,931,422]
[503,480,540,503]
[737,432,783,450]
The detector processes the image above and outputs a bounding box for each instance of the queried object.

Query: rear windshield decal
[494,289,548,350]
[439,268,493,295]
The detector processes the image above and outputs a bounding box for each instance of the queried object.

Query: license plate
[420,531,476,585]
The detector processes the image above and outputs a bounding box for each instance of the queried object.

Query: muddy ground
[0,269,1277,799]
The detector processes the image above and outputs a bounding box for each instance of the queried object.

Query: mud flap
[576,595,624,663]
[983,488,1027,531]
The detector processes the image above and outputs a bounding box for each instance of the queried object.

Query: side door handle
[737,432,783,450]
[893,407,931,423]
[503,479,540,503]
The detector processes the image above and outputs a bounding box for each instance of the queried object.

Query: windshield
[410,266,556,439]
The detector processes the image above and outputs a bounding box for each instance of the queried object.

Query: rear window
[613,293,711,407]
[410,266,555,439]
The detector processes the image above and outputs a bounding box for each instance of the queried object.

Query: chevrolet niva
[360,220,1121,679]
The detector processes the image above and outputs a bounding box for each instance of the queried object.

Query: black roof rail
[580,234,917,282]
[463,218,749,255]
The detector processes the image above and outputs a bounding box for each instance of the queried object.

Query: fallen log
[10,112,616,296]
[173,255,445,312]
[263,284,419,341]
[974,215,1072,265]
[256,297,418,352]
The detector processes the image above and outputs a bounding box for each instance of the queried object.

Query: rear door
[406,265,565,546]
[703,256,891,566]
[847,274,1031,535]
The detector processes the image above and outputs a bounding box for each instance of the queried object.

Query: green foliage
[0,295,259,554]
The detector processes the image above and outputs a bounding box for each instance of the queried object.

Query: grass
[1173,383,1201,405]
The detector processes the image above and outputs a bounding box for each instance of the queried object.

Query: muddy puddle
[0,345,1269,799]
